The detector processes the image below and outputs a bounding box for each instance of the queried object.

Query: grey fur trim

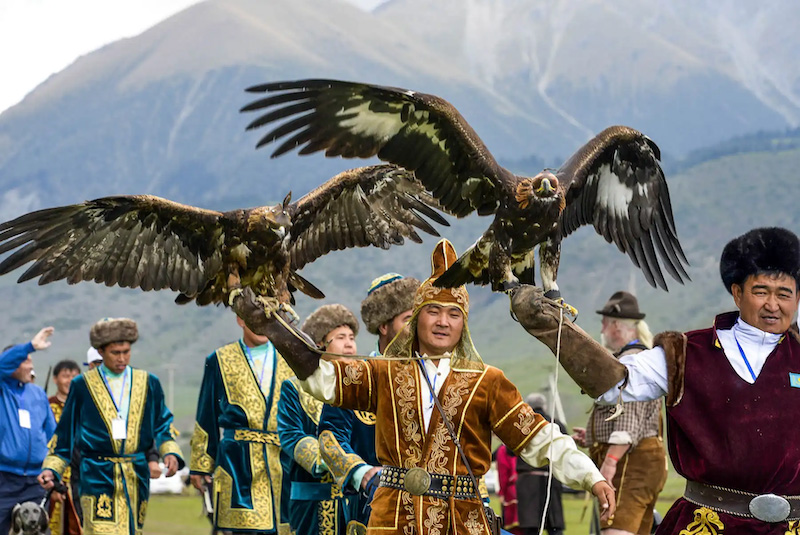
[361,277,420,334]
[90,318,138,348]
[301,304,359,346]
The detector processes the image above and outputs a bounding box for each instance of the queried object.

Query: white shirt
[242,340,275,395]
[597,318,783,404]
[301,358,603,492]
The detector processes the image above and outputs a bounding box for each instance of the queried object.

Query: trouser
[0,471,47,535]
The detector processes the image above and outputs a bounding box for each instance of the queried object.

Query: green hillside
[1,145,798,442]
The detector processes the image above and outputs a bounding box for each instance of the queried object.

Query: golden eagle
[0,165,448,311]
[241,79,690,299]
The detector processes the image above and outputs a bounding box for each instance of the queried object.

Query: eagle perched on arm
[241,79,690,301]
[0,165,448,313]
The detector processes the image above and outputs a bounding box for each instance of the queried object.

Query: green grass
[144,471,687,534]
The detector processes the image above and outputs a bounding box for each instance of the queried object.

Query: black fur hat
[720,227,800,293]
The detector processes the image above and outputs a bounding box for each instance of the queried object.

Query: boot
[510,285,627,398]
[230,287,321,380]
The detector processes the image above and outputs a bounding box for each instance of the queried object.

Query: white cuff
[299,359,336,403]
[607,431,633,445]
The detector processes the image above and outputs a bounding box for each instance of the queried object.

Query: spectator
[0,327,56,535]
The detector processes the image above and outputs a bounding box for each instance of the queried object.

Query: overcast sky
[0,0,386,114]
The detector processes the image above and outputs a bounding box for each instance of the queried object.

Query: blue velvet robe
[42,367,183,535]
[190,341,293,534]
[277,378,347,535]
[318,403,379,526]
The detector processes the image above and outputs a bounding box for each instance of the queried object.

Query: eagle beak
[536,178,555,194]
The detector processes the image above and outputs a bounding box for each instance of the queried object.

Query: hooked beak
[536,177,555,194]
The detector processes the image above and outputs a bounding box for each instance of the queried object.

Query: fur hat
[90,318,138,349]
[301,304,359,347]
[720,227,800,293]
[360,273,420,334]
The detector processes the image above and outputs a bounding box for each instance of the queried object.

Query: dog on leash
[10,501,51,535]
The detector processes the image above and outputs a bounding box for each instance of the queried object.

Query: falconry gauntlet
[510,285,627,398]
[230,287,321,380]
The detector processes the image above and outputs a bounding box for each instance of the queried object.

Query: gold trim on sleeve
[190,422,215,473]
[293,436,320,475]
[42,455,68,478]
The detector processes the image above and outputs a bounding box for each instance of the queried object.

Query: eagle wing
[558,126,690,290]
[0,195,226,296]
[242,79,510,217]
[287,164,450,270]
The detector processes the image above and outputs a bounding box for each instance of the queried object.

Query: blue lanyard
[100,367,128,416]
[243,342,273,390]
[417,359,438,408]
[733,333,758,382]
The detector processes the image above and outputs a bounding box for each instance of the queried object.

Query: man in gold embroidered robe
[277,239,616,535]
[38,318,184,535]
[190,315,292,535]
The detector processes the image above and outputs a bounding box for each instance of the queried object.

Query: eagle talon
[227,288,244,307]
[553,297,578,321]
[279,303,300,325]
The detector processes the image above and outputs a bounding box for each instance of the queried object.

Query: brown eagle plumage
[0,164,448,306]
[241,79,690,295]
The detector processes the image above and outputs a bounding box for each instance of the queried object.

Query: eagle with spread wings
[0,164,448,313]
[241,79,690,301]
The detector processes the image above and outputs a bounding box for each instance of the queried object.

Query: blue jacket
[0,342,56,475]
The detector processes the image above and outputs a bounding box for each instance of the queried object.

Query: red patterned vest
[657,312,800,535]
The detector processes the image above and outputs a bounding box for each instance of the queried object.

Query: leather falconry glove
[510,285,627,398]
[230,287,321,380]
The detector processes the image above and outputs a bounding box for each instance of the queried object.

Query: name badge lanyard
[733,333,758,382]
[243,343,273,392]
[101,367,129,419]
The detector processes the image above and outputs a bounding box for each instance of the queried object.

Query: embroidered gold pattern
[786,520,800,535]
[96,494,113,519]
[319,430,365,488]
[422,500,446,535]
[678,507,724,535]
[317,497,337,535]
[294,378,323,425]
[42,454,68,477]
[426,373,470,475]
[138,500,147,526]
[513,404,538,435]
[401,490,416,535]
[190,422,215,473]
[354,410,377,425]
[465,508,485,535]
[395,364,423,468]
[84,368,124,454]
[293,436,320,474]
[159,440,182,459]
[124,370,148,454]
[217,343,266,429]
[342,361,364,386]
[233,429,281,445]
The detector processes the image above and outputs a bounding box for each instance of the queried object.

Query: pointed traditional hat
[413,239,470,316]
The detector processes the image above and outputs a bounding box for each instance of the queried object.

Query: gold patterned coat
[42,367,184,535]
[329,358,547,535]
[190,341,293,534]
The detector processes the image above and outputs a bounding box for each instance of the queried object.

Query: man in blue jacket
[0,326,56,535]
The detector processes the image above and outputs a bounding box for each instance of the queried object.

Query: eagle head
[531,171,559,198]
[258,192,292,237]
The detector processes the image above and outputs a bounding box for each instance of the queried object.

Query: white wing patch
[594,163,632,220]
[337,101,403,141]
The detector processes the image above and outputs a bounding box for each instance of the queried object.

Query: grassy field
[143,470,687,535]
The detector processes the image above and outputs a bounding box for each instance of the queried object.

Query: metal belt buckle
[749,493,790,523]
[403,467,432,496]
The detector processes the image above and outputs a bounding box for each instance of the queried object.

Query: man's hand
[592,480,616,523]
[190,474,212,491]
[164,455,179,478]
[31,327,55,351]
[600,457,618,486]
[149,460,163,479]
[572,427,587,447]
[38,470,56,490]
[360,466,381,491]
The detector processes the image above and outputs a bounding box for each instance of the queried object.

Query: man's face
[732,273,799,334]
[380,309,413,342]
[10,355,33,384]
[416,304,464,356]
[324,325,357,356]
[98,342,132,374]
[54,368,79,397]
[237,316,270,347]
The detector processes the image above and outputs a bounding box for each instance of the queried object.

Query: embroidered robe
[190,341,292,534]
[42,368,183,535]
[329,358,547,535]
[47,396,81,535]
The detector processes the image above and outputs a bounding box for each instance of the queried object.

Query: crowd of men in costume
[0,225,798,535]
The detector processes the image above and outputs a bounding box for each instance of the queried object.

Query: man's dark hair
[720,227,800,293]
[53,359,80,376]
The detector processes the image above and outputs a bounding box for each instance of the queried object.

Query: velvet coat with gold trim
[329,357,547,535]
[277,378,346,535]
[42,367,184,535]
[190,341,292,534]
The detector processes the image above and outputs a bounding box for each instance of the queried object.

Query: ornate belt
[684,481,800,522]
[227,428,281,446]
[379,466,477,500]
